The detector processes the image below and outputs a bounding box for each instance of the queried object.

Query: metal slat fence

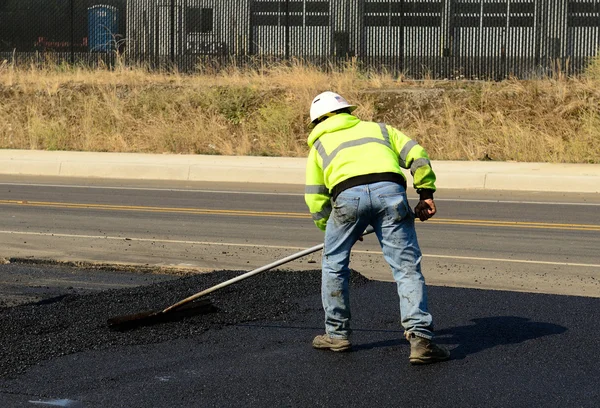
[1,0,599,78]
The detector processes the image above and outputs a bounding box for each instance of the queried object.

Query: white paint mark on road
[433,198,600,206]
[2,182,599,206]
[2,230,600,269]
[29,399,83,407]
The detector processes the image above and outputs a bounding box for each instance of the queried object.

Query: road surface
[1,175,599,297]
[0,176,599,407]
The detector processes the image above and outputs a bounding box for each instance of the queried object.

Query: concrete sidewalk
[1,149,599,193]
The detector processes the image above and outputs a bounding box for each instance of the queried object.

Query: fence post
[249,0,254,55]
[358,0,366,66]
[285,0,290,60]
[170,0,176,66]
[534,0,541,69]
[442,0,455,79]
[597,1,600,57]
[399,0,404,75]
[70,0,75,64]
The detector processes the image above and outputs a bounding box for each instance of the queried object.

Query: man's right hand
[414,199,436,222]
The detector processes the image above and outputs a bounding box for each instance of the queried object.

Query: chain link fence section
[0,0,125,66]
[1,0,599,79]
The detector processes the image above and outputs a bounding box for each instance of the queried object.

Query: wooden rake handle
[162,226,375,313]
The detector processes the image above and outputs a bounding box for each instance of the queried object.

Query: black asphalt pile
[0,269,370,378]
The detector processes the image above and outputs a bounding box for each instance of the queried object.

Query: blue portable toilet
[88,5,119,52]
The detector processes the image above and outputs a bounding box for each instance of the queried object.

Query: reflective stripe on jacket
[304,113,436,230]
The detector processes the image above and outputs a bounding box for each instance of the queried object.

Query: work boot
[405,332,450,365]
[312,334,352,352]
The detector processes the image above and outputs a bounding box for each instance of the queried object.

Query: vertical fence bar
[249,0,254,57]
[597,0,600,60]
[400,0,404,75]
[170,0,175,66]
[285,0,290,60]
[447,0,454,78]
[70,0,75,65]
[534,0,540,69]
[505,0,510,79]
[597,0,600,59]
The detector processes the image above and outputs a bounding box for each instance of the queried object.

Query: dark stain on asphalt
[0,269,370,378]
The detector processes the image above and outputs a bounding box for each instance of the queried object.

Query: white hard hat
[309,91,357,125]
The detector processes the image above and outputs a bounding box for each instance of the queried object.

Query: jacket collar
[307,113,361,147]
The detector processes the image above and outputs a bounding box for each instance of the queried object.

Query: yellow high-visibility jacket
[305,113,436,230]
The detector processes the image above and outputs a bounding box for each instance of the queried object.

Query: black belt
[331,172,407,201]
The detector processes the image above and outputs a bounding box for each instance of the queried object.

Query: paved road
[0,264,598,408]
[0,261,176,307]
[1,175,599,297]
[0,176,599,407]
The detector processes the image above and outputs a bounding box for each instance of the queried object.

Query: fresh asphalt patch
[0,268,361,378]
[0,268,598,408]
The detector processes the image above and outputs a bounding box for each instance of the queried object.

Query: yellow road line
[428,218,600,231]
[1,199,599,231]
[0,199,306,219]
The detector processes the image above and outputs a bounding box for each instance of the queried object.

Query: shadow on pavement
[435,316,568,359]
[352,338,405,351]
[237,316,568,357]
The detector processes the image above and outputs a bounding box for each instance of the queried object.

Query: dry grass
[1,58,599,163]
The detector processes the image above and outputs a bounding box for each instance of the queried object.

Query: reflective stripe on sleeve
[399,140,418,168]
[305,185,330,195]
[311,203,332,221]
[410,158,431,175]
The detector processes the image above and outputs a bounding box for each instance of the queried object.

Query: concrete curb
[1,149,599,193]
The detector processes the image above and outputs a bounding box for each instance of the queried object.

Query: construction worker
[304,91,450,365]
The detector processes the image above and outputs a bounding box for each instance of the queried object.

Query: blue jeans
[322,181,434,340]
